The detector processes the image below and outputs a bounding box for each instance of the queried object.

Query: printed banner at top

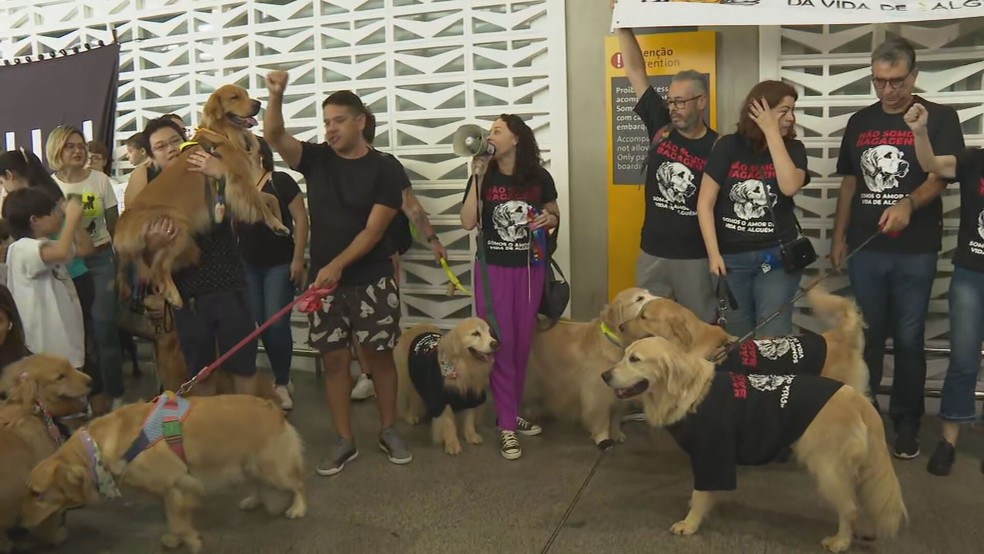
[612,0,984,27]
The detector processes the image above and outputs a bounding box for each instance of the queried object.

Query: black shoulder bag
[761,183,817,273]
[538,217,569,325]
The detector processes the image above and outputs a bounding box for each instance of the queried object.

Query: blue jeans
[940,265,984,423]
[85,247,124,399]
[245,263,296,386]
[721,247,801,338]
[848,249,937,433]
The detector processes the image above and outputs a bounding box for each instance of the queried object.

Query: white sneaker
[499,431,522,460]
[350,374,375,400]
[286,379,295,395]
[274,385,293,410]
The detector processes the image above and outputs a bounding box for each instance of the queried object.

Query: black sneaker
[926,440,955,476]
[515,417,542,436]
[893,430,920,460]
[499,431,521,460]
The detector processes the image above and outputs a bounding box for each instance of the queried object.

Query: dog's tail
[807,286,865,352]
[857,400,908,539]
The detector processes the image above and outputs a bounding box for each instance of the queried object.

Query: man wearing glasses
[832,37,965,460]
[615,27,719,324]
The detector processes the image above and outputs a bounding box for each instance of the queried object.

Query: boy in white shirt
[0,188,86,368]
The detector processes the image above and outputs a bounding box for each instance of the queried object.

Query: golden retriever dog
[0,355,92,552]
[524,287,658,448]
[395,318,499,455]
[602,337,906,552]
[21,394,306,553]
[114,84,288,308]
[139,294,279,404]
[619,287,869,394]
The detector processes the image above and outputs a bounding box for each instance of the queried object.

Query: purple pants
[474,262,545,432]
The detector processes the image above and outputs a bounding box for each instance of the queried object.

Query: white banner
[611,0,984,27]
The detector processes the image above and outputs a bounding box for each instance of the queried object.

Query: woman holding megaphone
[460,114,560,461]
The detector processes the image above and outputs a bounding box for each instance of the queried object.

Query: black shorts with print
[307,276,401,353]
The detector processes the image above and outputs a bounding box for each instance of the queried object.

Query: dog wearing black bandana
[395,318,498,455]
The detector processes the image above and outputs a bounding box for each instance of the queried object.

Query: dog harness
[79,428,122,498]
[408,332,487,420]
[716,329,827,377]
[666,371,843,492]
[121,392,193,464]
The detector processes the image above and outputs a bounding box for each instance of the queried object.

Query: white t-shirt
[5,238,85,368]
[53,170,118,247]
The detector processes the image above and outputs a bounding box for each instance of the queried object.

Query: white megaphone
[452,124,496,157]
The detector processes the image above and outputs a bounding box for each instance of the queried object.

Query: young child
[1,188,85,369]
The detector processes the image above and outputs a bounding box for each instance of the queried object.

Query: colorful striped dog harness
[122,392,193,464]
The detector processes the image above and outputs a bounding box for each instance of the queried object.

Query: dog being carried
[114,84,288,309]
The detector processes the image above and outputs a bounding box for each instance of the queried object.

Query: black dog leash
[540,448,610,553]
[709,229,882,363]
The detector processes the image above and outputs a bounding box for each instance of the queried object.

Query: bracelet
[426,235,438,243]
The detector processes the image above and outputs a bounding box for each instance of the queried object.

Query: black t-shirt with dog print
[634,87,719,260]
[718,330,827,377]
[703,134,810,254]
[463,165,558,267]
[836,97,965,254]
[408,332,487,419]
[953,148,984,272]
[666,371,843,492]
[295,142,404,286]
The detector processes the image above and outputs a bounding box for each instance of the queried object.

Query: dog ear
[203,93,225,127]
[599,303,616,328]
[13,373,38,408]
[644,314,693,349]
[63,464,98,504]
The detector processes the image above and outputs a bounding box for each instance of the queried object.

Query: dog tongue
[244,116,258,128]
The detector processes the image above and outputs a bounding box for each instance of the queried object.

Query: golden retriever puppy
[602,337,906,552]
[395,318,499,455]
[114,84,288,308]
[619,287,869,394]
[0,355,92,552]
[21,395,306,553]
[524,287,658,448]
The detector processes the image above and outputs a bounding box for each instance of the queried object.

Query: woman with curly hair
[460,114,561,460]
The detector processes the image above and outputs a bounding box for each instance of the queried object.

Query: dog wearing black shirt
[395,318,498,455]
[603,337,906,553]
[620,286,869,395]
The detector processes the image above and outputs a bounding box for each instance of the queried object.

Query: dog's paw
[239,494,261,511]
[444,438,462,455]
[464,431,483,445]
[614,430,627,443]
[285,499,307,519]
[820,535,852,553]
[670,520,699,536]
[160,533,182,549]
[596,438,615,451]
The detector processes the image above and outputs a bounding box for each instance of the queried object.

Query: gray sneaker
[316,437,358,476]
[378,427,413,464]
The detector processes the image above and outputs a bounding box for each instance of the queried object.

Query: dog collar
[599,322,622,348]
[439,356,458,380]
[79,429,122,499]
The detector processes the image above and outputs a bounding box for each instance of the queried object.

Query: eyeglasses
[667,95,703,109]
[63,143,87,152]
[152,136,183,153]
[871,68,914,90]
